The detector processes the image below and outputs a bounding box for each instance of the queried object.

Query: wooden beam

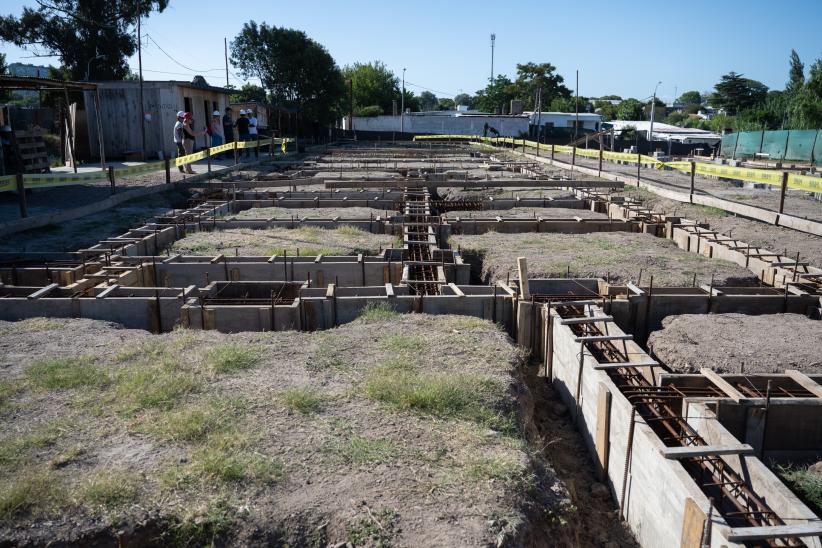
[593,360,659,370]
[725,524,822,541]
[700,368,744,402]
[574,334,633,343]
[559,315,614,325]
[27,283,60,299]
[660,444,754,459]
[517,257,530,300]
[448,283,465,296]
[785,369,822,398]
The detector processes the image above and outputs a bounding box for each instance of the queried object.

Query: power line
[404,80,459,98]
[144,34,225,73]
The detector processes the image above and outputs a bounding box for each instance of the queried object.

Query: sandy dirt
[0,189,191,253]
[172,226,397,257]
[438,187,576,201]
[451,231,758,286]
[648,313,822,374]
[616,187,822,267]
[444,207,607,220]
[232,206,398,220]
[0,314,633,546]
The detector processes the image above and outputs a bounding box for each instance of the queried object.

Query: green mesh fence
[761,130,790,159]
[720,133,738,158]
[785,130,817,162]
[734,131,764,158]
[815,133,822,166]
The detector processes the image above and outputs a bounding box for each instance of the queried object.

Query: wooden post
[598,138,603,176]
[517,257,530,299]
[778,171,789,215]
[93,88,107,171]
[164,158,171,184]
[15,173,27,218]
[255,134,260,159]
[63,86,78,173]
[572,144,576,166]
[689,161,696,203]
[550,144,554,161]
[206,146,212,174]
[536,135,540,157]
[107,166,115,195]
[233,141,239,165]
[636,152,641,183]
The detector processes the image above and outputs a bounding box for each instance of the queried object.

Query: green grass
[363,365,508,429]
[203,344,261,375]
[357,302,399,323]
[279,386,324,415]
[336,225,366,237]
[0,419,71,467]
[186,432,283,485]
[778,464,822,514]
[0,471,62,519]
[25,356,106,390]
[79,468,140,508]
[330,433,397,464]
[167,498,235,547]
[378,334,424,354]
[346,507,399,547]
[0,380,20,409]
[139,398,246,442]
[466,456,529,487]
[116,366,201,414]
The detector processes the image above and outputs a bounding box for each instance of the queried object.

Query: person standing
[210,110,224,149]
[222,107,234,159]
[247,108,258,155]
[234,109,250,159]
[173,110,187,173]
[181,112,205,175]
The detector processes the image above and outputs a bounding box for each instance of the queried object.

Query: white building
[604,120,720,145]
[526,111,602,132]
[342,111,530,137]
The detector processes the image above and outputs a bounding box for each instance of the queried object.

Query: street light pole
[648,80,662,155]
[400,68,406,134]
[490,33,495,82]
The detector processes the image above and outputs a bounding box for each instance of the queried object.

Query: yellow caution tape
[210,142,235,154]
[0,175,15,192]
[787,173,822,193]
[115,161,166,177]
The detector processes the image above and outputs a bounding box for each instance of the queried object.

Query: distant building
[84,77,232,159]
[603,120,720,145]
[342,110,530,137]
[6,63,52,100]
[526,111,602,132]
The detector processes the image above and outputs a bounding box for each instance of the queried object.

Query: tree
[418,90,439,111]
[548,96,577,113]
[437,98,455,110]
[453,93,473,108]
[511,62,571,110]
[709,72,768,115]
[0,52,7,101]
[474,75,515,113]
[231,83,267,104]
[594,100,618,121]
[0,0,168,80]
[231,21,345,125]
[677,91,702,105]
[616,98,644,120]
[340,61,399,116]
[665,111,689,126]
[786,57,822,129]
[787,49,805,94]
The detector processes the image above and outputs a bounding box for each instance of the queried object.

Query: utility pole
[137,4,146,160]
[400,68,406,134]
[490,33,496,82]
[224,38,229,88]
[574,70,579,143]
[536,86,542,142]
[349,79,354,133]
[649,80,662,156]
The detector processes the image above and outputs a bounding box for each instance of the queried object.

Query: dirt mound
[648,313,822,373]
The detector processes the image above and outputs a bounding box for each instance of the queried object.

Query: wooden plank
[517,257,529,299]
[785,369,822,398]
[95,284,120,299]
[574,334,633,343]
[27,283,60,299]
[595,384,611,480]
[679,498,707,548]
[559,315,613,325]
[726,523,822,541]
[700,368,744,402]
[660,444,754,459]
[593,360,660,370]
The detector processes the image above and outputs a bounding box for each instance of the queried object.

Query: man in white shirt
[173,111,186,173]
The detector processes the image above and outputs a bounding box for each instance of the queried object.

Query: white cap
[176,111,186,118]
[239,109,246,115]
[213,110,220,116]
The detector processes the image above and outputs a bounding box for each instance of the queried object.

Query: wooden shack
[84,77,232,160]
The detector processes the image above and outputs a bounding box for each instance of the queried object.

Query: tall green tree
[453,93,473,108]
[231,21,345,125]
[0,0,168,80]
[512,62,571,110]
[341,61,399,116]
[231,83,267,104]
[786,58,822,129]
[418,90,439,111]
[709,72,768,115]
[677,91,702,105]
[787,49,805,94]
[616,98,644,120]
[474,75,515,113]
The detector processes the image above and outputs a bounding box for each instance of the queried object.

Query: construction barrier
[0,137,287,193]
[720,129,821,165]
[413,134,822,193]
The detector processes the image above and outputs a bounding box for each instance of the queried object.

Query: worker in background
[222,106,234,159]
[235,109,251,159]
[173,111,187,173]
[247,108,258,146]
[210,110,224,149]
[181,112,205,175]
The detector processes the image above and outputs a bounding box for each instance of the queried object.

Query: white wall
[344,114,530,137]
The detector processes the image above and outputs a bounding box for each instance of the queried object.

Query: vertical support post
[107,166,115,195]
[233,141,239,165]
[255,134,260,159]
[63,86,78,173]
[15,173,27,218]
[689,161,696,203]
[778,171,789,216]
[164,158,171,184]
[550,144,554,161]
[598,138,603,176]
[206,146,212,174]
[572,144,576,166]
[93,88,106,170]
[517,257,530,300]
[636,152,641,183]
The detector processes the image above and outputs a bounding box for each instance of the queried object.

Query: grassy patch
[466,456,529,487]
[186,432,283,485]
[139,398,246,442]
[336,225,366,237]
[203,344,261,375]
[346,507,399,547]
[307,334,348,372]
[0,470,62,519]
[25,356,106,390]
[0,318,61,335]
[78,468,140,508]
[378,334,424,354]
[116,366,201,414]
[357,302,399,323]
[363,365,508,429]
[0,419,72,467]
[0,379,21,409]
[778,464,822,514]
[166,498,235,547]
[279,386,324,415]
[330,433,397,464]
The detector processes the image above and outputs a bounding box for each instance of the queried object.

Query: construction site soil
[171,226,397,257]
[648,313,822,374]
[232,206,397,220]
[450,231,758,286]
[443,207,607,220]
[438,187,575,201]
[0,314,635,547]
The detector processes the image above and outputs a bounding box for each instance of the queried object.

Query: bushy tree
[341,61,399,116]
[665,111,689,126]
[677,91,702,105]
[709,72,768,115]
[0,0,168,80]
[474,75,515,113]
[437,98,455,110]
[418,90,439,111]
[594,100,618,121]
[512,62,571,110]
[231,22,344,125]
[787,49,805,95]
[616,98,644,120]
[453,93,473,108]
[231,83,267,104]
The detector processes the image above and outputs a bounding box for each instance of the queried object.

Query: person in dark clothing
[222,107,234,160]
[235,110,251,159]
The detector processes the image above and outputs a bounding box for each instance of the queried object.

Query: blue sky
[3,0,822,102]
